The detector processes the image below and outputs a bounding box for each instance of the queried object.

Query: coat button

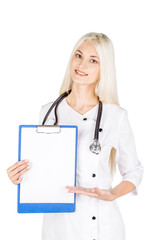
[83,118,87,121]
[99,128,103,132]
[92,173,96,177]
[92,216,96,220]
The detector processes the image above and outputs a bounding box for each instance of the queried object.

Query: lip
[75,69,88,76]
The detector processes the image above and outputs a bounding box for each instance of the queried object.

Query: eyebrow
[76,50,99,59]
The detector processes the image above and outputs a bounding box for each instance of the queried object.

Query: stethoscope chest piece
[89,139,101,155]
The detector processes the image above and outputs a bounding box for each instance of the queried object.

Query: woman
[7,32,144,240]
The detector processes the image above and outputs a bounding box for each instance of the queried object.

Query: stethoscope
[42,89,103,154]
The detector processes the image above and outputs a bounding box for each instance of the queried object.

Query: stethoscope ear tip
[89,139,101,155]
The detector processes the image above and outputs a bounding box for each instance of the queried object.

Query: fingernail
[25,159,29,162]
[27,165,31,169]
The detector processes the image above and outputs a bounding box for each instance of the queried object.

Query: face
[70,40,100,86]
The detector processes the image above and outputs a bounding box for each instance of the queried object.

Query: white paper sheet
[19,126,77,204]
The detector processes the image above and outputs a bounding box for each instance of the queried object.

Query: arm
[66,109,144,201]
[115,109,144,196]
[65,181,136,201]
[110,180,136,200]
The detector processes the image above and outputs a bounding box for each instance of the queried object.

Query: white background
[0,0,159,239]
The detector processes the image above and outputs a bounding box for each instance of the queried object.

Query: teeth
[76,70,87,76]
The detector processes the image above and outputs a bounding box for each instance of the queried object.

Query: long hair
[59,32,120,177]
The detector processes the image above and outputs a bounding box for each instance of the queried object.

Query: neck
[66,82,99,108]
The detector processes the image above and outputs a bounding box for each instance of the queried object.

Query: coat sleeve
[38,105,45,125]
[116,109,144,196]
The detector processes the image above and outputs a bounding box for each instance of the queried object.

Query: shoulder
[101,103,129,132]
[102,102,128,119]
[39,100,55,124]
[102,103,131,138]
[41,101,55,112]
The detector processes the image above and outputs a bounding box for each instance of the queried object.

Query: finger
[68,188,99,197]
[93,187,103,195]
[67,187,95,194]
[12,165,31,181]
[78,187,94,192]
[7,159,29,173]
[76,189,99,198]
[10,162,31,178]
[70,187,104,198]
[14,176,23,185]
[66,186,90,191]
[90,188,105,197]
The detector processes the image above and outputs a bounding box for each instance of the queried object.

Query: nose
[78,58,87,69]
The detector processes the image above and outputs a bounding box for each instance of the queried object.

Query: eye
[75,54,81,58]
[90,59,97,63]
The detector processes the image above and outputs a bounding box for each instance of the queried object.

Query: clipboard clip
[36,126,61,134]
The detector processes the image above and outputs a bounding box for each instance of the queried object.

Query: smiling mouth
[75,69,88,76]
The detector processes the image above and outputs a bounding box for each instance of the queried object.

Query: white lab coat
[38,97,144,240]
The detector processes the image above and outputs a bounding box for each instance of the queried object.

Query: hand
[6,159,31,185]
[65,186,115,201]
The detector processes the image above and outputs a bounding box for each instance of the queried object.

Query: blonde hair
[59,32,120,177]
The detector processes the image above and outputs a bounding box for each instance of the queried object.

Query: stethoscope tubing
[42,90,71,125]
[42,89,102,154]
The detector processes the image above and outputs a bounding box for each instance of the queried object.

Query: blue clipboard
[17,125,78,213]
